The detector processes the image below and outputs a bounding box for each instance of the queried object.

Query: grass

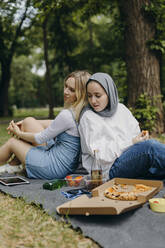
[0,107,62,123]
[0,124,9,145]
[0,193,98,248]
[0,117,99,248]
[13,107,62,118]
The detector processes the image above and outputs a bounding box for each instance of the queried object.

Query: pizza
[142,130,148,136]
[104,183,152,201]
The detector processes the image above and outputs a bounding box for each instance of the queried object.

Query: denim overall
[25,110,80,179]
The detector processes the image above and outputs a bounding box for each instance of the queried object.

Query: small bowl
[84,175,107,191]
[65,175,84,187]
[149,198,165,213]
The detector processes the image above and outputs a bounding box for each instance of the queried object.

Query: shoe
[0,165,7,174]
[0,164,23,175]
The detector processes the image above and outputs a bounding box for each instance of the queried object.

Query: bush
[130,93,158,133]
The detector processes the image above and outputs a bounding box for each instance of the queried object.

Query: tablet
[0,176,29,186]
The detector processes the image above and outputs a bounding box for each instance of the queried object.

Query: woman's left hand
[7,120,21,137]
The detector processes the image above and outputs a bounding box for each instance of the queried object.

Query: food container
[65,175,84,187]
[57,178,163,215]
[84,175,107,191]
[149,198,165,213]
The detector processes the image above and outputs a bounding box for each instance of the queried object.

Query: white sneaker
[0,164,23,174]
[0,165,7,174]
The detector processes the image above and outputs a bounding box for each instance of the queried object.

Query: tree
[42,16,54,118]
[33,0,72,118]
[9,55,44,108]
[0,0,34,116]
[118,0,164,133]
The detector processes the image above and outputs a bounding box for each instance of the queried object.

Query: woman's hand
[7,120,21,137]
[7,120,23,132]
[132,130,149,144]
[15,120,23,129]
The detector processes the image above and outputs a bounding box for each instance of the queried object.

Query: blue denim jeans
[109,139,165,179]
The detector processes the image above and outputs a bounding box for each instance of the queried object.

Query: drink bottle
[90,149,103,188]
[43,179,67,190]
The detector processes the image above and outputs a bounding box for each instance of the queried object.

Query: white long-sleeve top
[78,103,141,178]
[34,109,79,144]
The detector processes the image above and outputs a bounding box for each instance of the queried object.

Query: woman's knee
[143,139,160,148]
[136,139,157,148]
[6,137,31,163]
[136,139,162,153]
[22,117,37,131]
[6,137,19,150]
[7,137,17,144]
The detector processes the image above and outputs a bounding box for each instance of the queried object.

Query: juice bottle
[90,149,103,188]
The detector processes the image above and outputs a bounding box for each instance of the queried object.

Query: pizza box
[56,178,163,215]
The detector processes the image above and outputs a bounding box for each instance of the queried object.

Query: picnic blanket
[0,173,165,248]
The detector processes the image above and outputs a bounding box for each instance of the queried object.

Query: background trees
[0,0,165,132]
[0,0,35,116]
[118,0,165,132]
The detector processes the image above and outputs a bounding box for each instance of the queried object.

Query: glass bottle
[43,179,66,190]
[91,149,103,188]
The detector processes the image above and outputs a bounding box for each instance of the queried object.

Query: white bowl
[149,198,165,213]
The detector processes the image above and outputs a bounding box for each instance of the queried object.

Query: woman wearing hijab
[79,72,165,180]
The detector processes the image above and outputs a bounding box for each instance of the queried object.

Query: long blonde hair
[64,70,91,122]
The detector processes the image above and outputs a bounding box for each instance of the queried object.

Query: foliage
[0,0,37,116]
[31,0,127,105]
[143,0,165,54]
[0,0,35,59]
[130,93,159,133]
[0,0,128,112]
[9,55,42,108]
[160,54,165,100]
[1,0,165,118]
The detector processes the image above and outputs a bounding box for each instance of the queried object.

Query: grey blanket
[0,174,165,248]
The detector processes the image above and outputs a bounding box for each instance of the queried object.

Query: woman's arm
[37,120,52,129]
[8,110,76,145]
[34,110,74,144]
[7,119,52,132]
[15,119,52,130]
[8,120,36,144]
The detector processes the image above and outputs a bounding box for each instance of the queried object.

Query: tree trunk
[43,17,54,119]
[0,0,31,117]
[88,18,95,73]
[0,63,11,116]
[119,0,164,133]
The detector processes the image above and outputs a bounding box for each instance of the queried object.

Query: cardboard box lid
[57,178,163,216]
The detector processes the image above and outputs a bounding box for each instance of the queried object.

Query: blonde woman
[0,71,90,179]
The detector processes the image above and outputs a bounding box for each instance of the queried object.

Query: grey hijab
[81,72,119,118]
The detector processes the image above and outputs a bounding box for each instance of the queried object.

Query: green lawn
[0,123,9,145]
[0,107,62,124]
[0,193,98,248]
[13,107,62,118]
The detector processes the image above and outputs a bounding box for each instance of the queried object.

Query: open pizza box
[56,178,163,215]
